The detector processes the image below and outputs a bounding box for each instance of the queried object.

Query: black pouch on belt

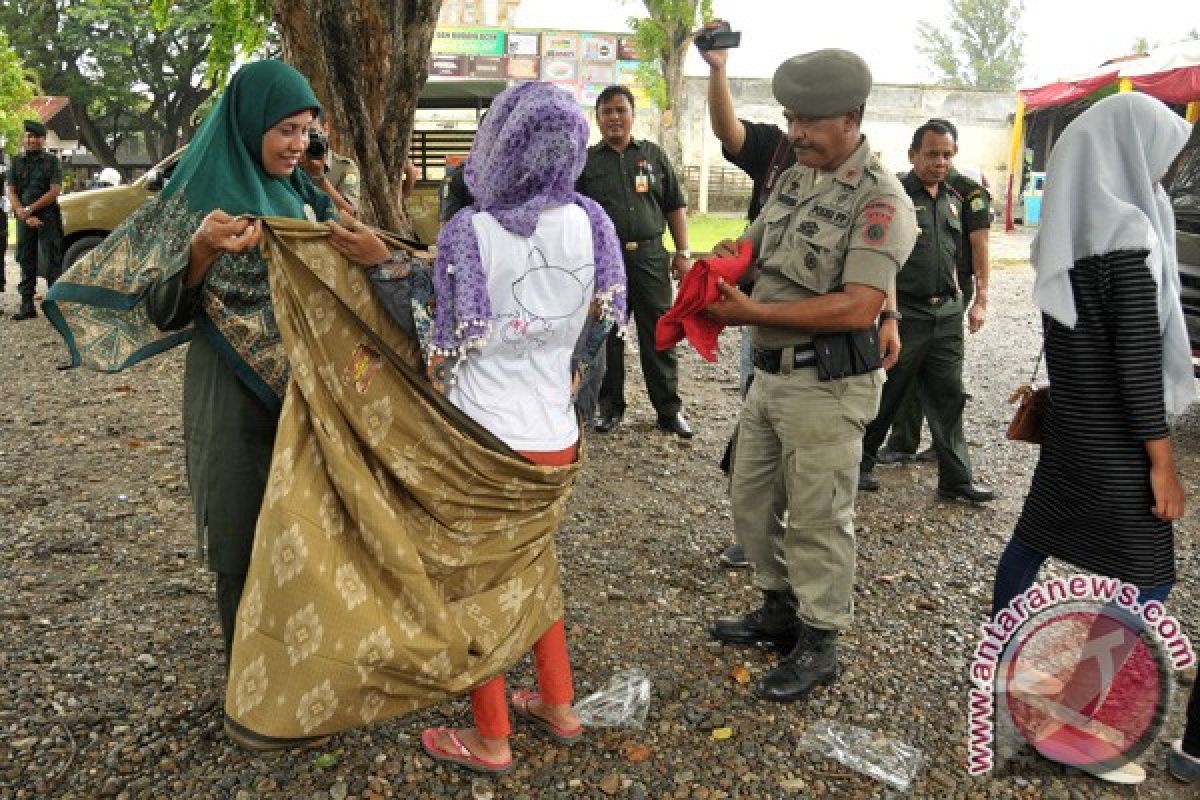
[811,327,882,381]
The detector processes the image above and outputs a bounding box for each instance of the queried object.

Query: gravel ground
[2,229,1199,799]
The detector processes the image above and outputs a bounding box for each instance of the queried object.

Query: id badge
[635,174,650,193]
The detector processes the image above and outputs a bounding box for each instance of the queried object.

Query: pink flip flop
[420,727,513,774]
[511,690,584,744]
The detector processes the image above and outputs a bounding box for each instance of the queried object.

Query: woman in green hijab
[44,60,359,667]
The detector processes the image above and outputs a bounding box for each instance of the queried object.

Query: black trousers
[216,572,247,668]
[15,209,63,301]
[598,241,681,418]
[0,210,7,291]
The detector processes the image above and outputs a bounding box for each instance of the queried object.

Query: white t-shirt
[445,204,596,452]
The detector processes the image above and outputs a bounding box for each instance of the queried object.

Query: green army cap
[772,49,872,117]
[23,119,47,136]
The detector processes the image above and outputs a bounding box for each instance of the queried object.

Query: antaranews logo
[968,576,1195,776]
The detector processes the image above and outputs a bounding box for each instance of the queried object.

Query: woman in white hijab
[989,92,1192,785]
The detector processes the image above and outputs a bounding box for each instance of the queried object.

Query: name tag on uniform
[635,174,650,193]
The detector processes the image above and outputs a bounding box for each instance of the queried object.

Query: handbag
[1007,348,1048,444]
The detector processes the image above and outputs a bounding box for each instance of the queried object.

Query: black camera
[306,130,328,160]
[694,21,741,51]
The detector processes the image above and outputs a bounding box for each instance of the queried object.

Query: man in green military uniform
[577,85,694,438]
[5,119,64,320]
[706,50,917,702]
[0,159,8,301]
[879,118,991,463]
[858,120,994,503]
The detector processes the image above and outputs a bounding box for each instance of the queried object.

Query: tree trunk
[72,102,120,170]
[274,0,442,233]
[658,41,688,170]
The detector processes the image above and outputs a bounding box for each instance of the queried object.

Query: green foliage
[0,31,37,155]
[1,0,221,162]
[626,0,712,110]
[153,0,272,86]
[916,0,1024,90]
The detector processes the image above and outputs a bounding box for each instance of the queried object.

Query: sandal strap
[441,728,472,758]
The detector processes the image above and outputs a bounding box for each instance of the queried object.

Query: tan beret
[772,49,872,116]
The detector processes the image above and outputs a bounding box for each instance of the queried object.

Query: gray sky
[510,0,1198,87]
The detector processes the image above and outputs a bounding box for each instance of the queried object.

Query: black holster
[812,327,881,381]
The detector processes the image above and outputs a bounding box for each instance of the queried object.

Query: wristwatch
[880,310,902,322]
[675,249,691,259]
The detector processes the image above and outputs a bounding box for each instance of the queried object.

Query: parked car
[1166,121,1200,375]
[59,149,185,271]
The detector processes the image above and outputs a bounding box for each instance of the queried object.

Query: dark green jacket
[575,138,686,243]
[6,151,63,212]
[896,171,961,302]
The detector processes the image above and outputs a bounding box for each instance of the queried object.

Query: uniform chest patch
[797,220,820,237]
[805,252,818,270]
[810,204,850,226]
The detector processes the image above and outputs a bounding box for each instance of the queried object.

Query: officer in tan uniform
[303,117,361,216]
[706,49,917,703]
[326,150,360,211]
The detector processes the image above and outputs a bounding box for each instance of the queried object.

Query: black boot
[12,299,36,321]
[711,589,800,651]
[757,625,839,703]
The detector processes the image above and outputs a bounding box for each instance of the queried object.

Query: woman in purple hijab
[421,80,626,774]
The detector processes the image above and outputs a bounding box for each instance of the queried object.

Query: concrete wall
[669,77,1015,208]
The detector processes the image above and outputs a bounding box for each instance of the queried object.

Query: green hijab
[163,59,334,221]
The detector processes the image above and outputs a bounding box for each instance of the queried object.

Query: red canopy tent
[1006,41,1200,229]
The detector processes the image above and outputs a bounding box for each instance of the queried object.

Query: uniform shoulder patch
[970,196,987,212]
[862,199,896,246]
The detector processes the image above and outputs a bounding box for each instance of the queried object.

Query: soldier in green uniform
[4,119,64,320]
[879,119,991,463]
[859,120,994,502]
[0,159,8,301]
[576,85,694,438]
[706,50,918,702]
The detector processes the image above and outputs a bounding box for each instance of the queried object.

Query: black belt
[622,237,660,252]
[752,346,818,374]
[900,291,958,307]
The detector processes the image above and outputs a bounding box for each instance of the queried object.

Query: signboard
[580,62,615,85]
[582,33,618,63]
[506,57,540,80]
[616,60,642,86]
[507,31,540,57]
[432,27,505,56]
[470,56,507,79]
[541,32,581,60]
[541,57,579,83]
[617,36,640,61]
[429,54,469,78]
[582,83,609,106]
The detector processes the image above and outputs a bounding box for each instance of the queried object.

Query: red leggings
[471,444,577,739]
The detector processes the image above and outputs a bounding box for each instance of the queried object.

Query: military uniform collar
[595,138,643,154]
[901,169,949,201]
[829,136,871,188]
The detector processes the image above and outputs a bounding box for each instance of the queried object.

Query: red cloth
[655,241,753,362]
[1018,71,1119,110]
[1130,66,1200,105]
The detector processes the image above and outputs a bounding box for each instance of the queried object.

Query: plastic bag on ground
[798,720,923,792]
[574,668,651,728]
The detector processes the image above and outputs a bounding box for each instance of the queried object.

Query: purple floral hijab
[432,82,626,355]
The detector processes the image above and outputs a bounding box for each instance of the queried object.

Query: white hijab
[1031,92,1194,414]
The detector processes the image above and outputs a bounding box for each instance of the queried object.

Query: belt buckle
[929,295,944,306]
[624,241,639,251]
